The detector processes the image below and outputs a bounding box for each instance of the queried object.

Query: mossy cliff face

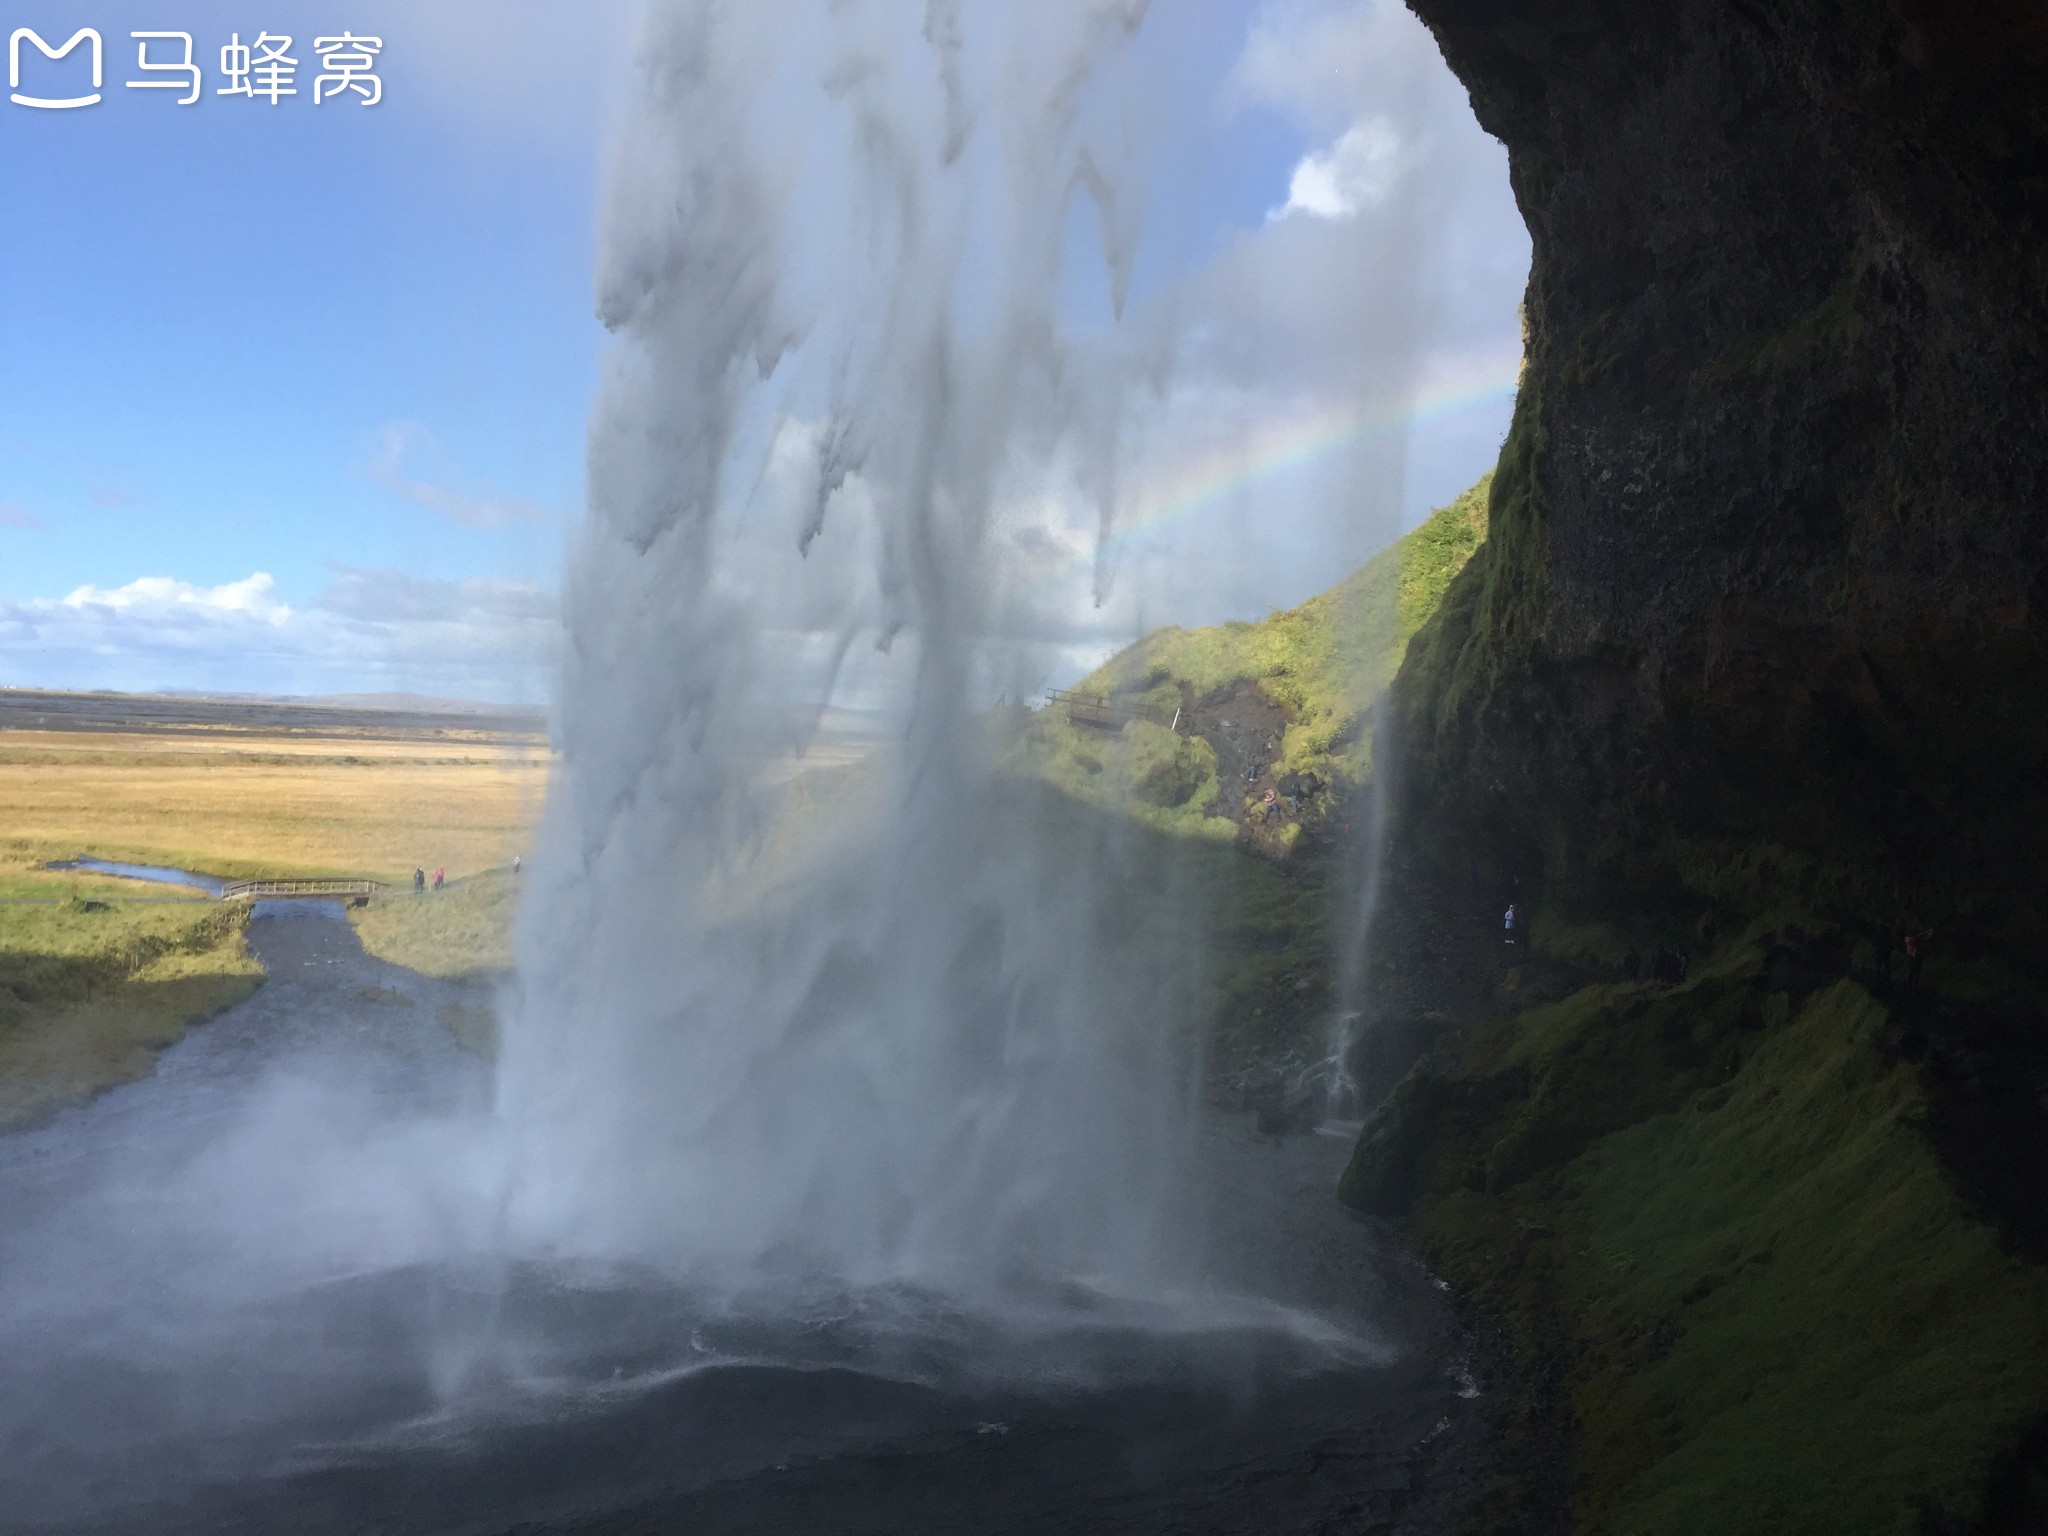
[1345,6,2048,1530]
[1395,0,2048,939]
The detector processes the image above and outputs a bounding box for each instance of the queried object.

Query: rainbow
[1044,345,1523,590]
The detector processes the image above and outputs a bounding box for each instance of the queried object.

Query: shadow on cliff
[1338,0,2048,1529]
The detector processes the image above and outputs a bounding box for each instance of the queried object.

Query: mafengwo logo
[9,25,382,109]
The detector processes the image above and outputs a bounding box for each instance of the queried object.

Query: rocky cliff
[1394,0,2048,942]
[1342,6,2048,1531]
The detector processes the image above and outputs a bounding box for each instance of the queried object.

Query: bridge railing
[1044,689,1180,733]
[218,877,387,901]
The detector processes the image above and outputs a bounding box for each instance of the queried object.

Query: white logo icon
[9,27,103,109]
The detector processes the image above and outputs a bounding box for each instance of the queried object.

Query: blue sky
[0,1,1525,700]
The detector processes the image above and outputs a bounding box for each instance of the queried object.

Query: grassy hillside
[1089,470,1489,784]
[986,476,1492,1080]
[1004,473,1490,851]
[1344,905,2048,1532]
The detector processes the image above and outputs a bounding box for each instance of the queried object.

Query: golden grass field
[0,726,549,883]
[0,695,882,1117]
[0,707,551,1121]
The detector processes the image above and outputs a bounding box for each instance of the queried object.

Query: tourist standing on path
[432,866,445,893]
[512,854,522,876]
[413,867,425,896]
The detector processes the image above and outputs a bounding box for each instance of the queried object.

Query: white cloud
[1271,117,1404,221]
[363,422,549,531]
[0,568,554,701]
[1228,0,1432,132]
[59,572,291,621]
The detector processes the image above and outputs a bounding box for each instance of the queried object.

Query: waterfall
[493,0,1206,1301]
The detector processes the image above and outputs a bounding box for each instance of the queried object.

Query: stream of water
[42,856,224,898]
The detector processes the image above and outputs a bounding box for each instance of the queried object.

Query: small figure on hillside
[1904,928,1928,991]
[512,854,522,876]
[1677,951,1691,983]
[432,865,445,893]
[413,867,425,896]
[1504,903,1526,945]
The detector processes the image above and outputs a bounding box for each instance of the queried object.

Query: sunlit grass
[348,868,522,979]
[0,886,261,1126]
[0,725,546,1115]
[0,728,548,884]
[1008,474,1491,819]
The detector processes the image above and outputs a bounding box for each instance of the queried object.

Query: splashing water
[496,1,1207,1302]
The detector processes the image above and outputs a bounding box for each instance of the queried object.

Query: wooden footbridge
[218,877,385,903]
[1045,688,1181,733]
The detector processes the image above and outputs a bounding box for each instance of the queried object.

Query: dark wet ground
[0,905,1492,1536]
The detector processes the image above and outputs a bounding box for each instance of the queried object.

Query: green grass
[1000,710,1239,841]
[984,477,1494,1071]
[1081,474,1490,788]
[0,888,262,1125]
[1348,947,2048,1533]
[348,867,521,980]
[0,845,211,904]
[1564,983,2045,1534]
[1003,475,1490,841]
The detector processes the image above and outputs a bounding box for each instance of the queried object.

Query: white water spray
[494,0,1210,1298]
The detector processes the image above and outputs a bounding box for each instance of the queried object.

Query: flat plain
[0,689,550,884]
[0,690,550,1122]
